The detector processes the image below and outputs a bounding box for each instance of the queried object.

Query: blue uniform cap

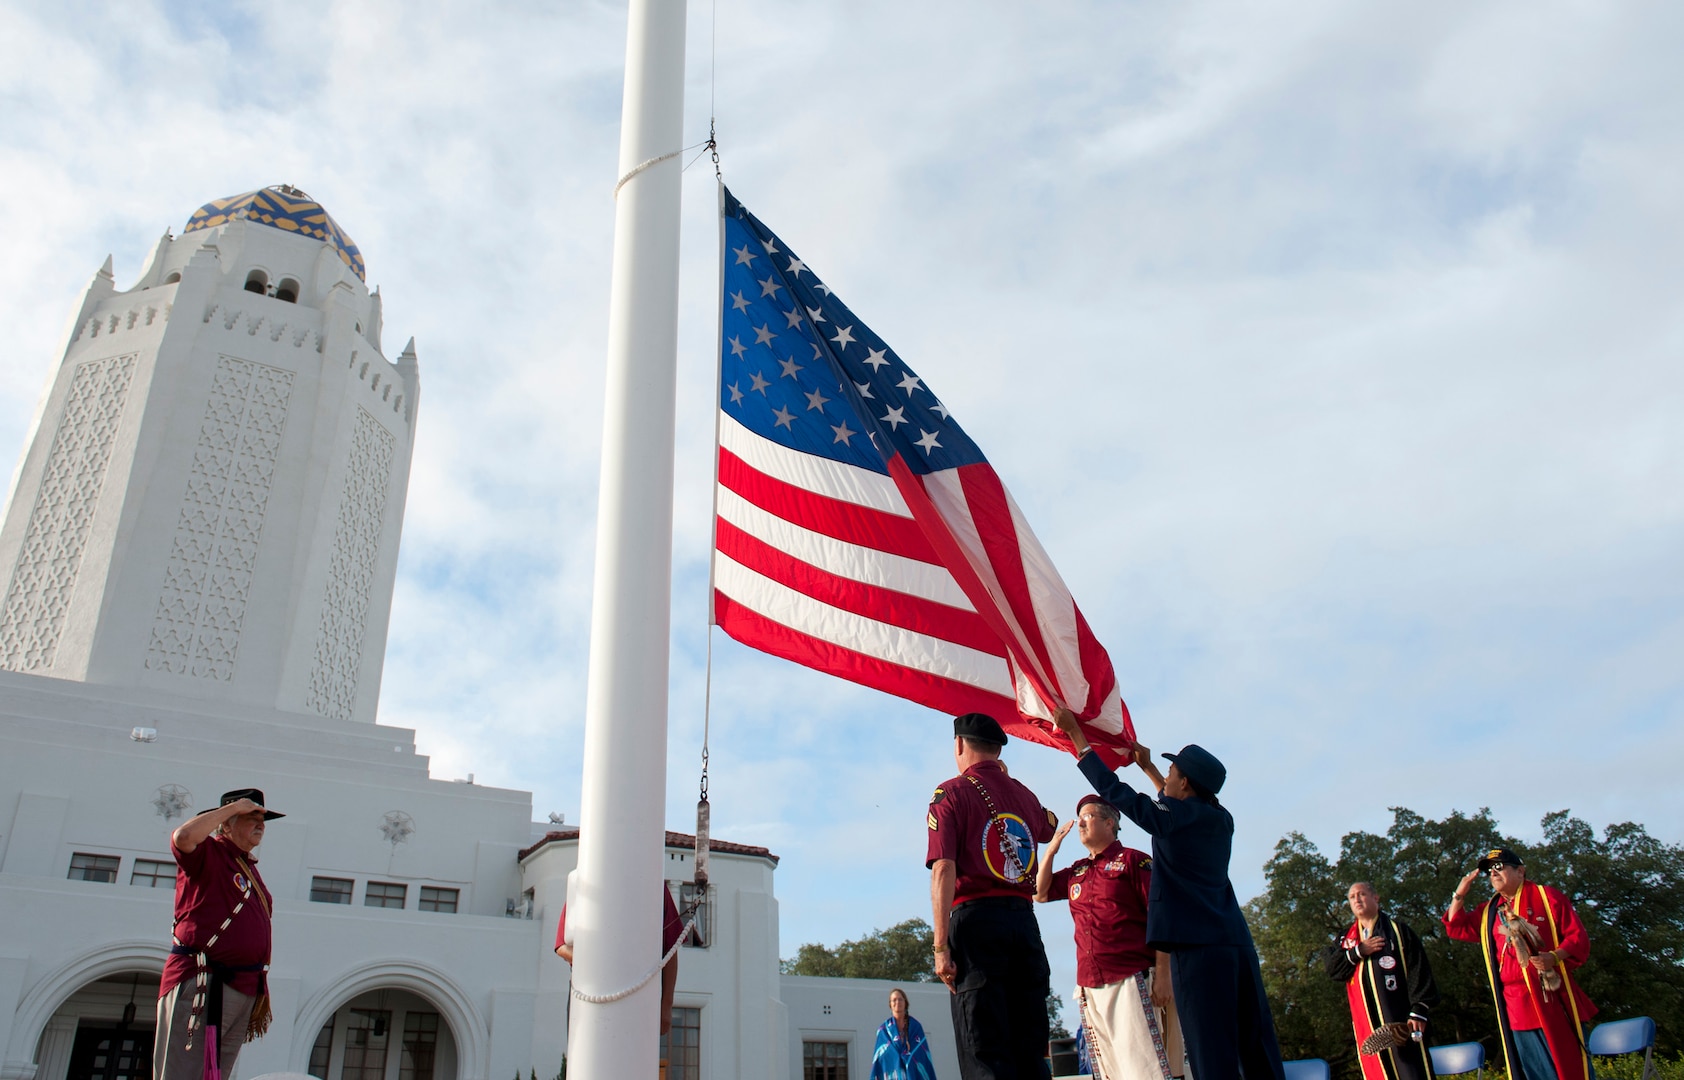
[1163,744,1226,795]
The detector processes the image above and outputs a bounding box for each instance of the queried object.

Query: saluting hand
[1451,869,1481,906]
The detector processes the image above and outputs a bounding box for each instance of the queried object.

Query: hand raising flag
[710,188,1134,761]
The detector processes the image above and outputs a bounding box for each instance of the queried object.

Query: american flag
[710,189,1134,760]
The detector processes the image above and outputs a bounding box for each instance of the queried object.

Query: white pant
[1080,970,1192,1080]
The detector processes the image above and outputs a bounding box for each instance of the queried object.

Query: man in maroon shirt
[157,789,281,1080]
[927,712,1057,1079]
[1039,794,1178,1080]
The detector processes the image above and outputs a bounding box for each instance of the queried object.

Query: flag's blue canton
[720,189,988,476]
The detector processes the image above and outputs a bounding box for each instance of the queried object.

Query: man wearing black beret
[927,712,1058,1078]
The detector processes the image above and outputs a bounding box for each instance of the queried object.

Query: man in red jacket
[1443,848,1598,1080]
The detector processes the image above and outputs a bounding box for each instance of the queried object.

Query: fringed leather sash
[172,851,272,1079]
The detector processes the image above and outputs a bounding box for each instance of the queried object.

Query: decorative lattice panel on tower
[0,353,139,671]
[305,408,395,720]
[145,356,295,680]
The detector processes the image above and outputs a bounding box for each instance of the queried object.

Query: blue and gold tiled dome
[185,185,366,282]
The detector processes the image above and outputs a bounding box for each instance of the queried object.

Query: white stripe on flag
[716,486,975,609]
[714,553,1016,696]
[721,413,910,515]
[921,469,1060,693]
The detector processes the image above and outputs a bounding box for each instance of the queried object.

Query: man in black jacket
[1325,881,1440,1080]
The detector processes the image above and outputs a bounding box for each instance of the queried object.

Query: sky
[3,0,1681,1009]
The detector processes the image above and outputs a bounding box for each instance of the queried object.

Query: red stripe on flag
[718,449,936,561]
[955,464,1063,700]
[716,518,1006,657]
[713,591,1017,720]
[884,456,1064,712]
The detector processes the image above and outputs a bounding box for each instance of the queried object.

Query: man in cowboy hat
[156,789,283,1080]
[1445,848,1598,1080]
[927,711,1058,1078]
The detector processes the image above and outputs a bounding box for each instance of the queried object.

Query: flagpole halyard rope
[613,140,711,199]
[569,912,699,1004]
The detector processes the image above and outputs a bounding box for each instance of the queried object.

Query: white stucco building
[0,186,959,1080]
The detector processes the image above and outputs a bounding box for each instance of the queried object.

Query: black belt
[953,895,1032,912]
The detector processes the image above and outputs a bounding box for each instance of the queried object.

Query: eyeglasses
[1486,865,1511,875]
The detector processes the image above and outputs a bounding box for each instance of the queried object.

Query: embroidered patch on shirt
[928,812,939,831]
[930,786,946,805]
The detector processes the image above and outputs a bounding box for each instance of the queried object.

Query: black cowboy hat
[194,788,286,820]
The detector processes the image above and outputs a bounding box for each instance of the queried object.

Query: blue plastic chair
[1282,1060,1331,1080]
[1588,1017,1657,1080]
[1429,1041,1486,1080]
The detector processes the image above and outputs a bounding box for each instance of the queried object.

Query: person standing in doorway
[156,789,281,1080]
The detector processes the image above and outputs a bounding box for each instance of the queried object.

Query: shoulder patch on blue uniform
[927,811,939,831]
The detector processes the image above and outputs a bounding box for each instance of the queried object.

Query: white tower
[0,185,418,723]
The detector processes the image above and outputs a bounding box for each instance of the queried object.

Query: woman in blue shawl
[871,988,937,1080]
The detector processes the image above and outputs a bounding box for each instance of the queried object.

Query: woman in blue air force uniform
[1053,708,1285,1080]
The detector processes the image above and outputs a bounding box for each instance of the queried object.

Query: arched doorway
[33,971,160,1080]
[300,990,456,1080]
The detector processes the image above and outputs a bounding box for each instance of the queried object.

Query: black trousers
[1170,943,1286,1080]
[948,897,1052,1080]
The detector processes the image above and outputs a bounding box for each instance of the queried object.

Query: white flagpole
[569,0,687,1074]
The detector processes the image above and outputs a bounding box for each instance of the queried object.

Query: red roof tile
[519,828,778,864]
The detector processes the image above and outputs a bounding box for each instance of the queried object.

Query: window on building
[341,1009,391,1080]
[131,858,176,888]
[802,1041,849,1080]
[676,882,710,948]
[244,270,268,295]
[365,882,407,909]
[311,876,354,904]
[69,853,120,883]
[659,1007,701,1080]
[276,278,300,303]
[309,1021,334,1077]
[418,886,458,913]
[399,1010,440,1080]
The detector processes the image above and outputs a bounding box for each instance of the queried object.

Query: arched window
[244,269,269,295]
[164,271,181,284]
[276,278,300,303]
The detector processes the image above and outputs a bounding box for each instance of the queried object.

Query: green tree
[781,918,937,981]
[1049,992,1070,1039]
[1247,808,1684,1079]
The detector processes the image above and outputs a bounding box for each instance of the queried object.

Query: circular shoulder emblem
[981,813,1036,884]
[1378,955,1397,970]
